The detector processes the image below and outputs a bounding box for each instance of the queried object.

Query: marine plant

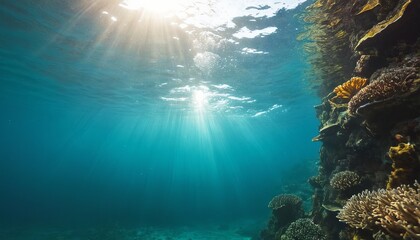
[280,218,326,240]
[348,65,418,115]
[387,142,419,189]
[330,170,361,191]
[330,77,367,103]
[337,182,420,239]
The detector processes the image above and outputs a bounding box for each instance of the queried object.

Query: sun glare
[120,0,192,14]
[192,90,208,111]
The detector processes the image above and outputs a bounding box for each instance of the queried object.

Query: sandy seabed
[0,223,256,240]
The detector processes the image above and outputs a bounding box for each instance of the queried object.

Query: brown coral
[337,182,420,239]
[268,194,302,210]
[330,77,367,103]
[387,142,419,189]
[330,170,361,191]
[348,65,418,115]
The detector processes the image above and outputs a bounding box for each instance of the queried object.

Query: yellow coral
[357,0,380,15]
[355,0,412,50]
[386,143,418,189]
[330,77,367,103]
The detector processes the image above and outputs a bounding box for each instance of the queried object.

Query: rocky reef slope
[302,0,420,239]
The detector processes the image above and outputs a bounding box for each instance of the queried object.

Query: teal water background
[0,0,319,228]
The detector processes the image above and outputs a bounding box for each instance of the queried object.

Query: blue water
[0,0,319,236]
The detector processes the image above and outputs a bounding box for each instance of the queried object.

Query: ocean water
[0,0,319,239]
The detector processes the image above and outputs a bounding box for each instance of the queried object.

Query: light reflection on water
[1,0,312,118]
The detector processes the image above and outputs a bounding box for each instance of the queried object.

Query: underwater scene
[0,0,419,239]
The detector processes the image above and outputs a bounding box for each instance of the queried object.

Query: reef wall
[302,0,420,239]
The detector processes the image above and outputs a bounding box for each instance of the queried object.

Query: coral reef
[387,142,420,189]
[330,77,367,104]
[300,0,420,239]
[330,171,361,191]
[348,62,419,115]
[337,182,420,239]
[280,218,326,240]
[355,0,415,51]
[268,194,303,210]
[261,194,304,240]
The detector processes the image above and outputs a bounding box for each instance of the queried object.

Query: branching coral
[330,77,367,103]
[337,182,420,239]
[348,65,418,115]
[280,218,326,240]
[387,142,419,189]
[330,170,361,191]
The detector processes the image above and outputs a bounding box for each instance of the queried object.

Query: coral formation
[348,64,419,115]
[387,142,419,189]
[330,77,367,103]
[261,194,304,240]
[301,0,420,239]
[280,218,326,240]
[330,171,361,191]
[357,0,380,15]
[337,182,420,239]
[268,194,303,210]
[355,0,414,51]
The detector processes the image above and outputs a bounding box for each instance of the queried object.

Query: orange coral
[330,77,367,103]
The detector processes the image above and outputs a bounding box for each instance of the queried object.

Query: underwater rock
[345,128,374,150]
[337,182,420,239]
[354,54,384,77]
[280,218,326,240]
[308,175,324,189]
[386,142,420,189]
[330,171,361,191]
[312,123,342,142]
[390,117,420,144]
[355,0,419,52]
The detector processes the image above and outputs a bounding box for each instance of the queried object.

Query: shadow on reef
[258,0,420,239]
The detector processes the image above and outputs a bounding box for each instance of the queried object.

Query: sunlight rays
[120,0,194,15]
